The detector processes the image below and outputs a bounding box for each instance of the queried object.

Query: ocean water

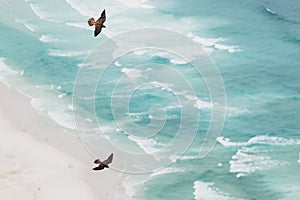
[0,0,299,199]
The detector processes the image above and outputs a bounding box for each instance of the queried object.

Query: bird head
[88,18,95,26]
[94,159,101,164]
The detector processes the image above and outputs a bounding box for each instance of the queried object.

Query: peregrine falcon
[88,9,106,37]
[93,153,113,170]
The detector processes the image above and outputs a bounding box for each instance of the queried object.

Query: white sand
[0,83,129,200]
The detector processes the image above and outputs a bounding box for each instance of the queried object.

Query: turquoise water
[0,0,299,199]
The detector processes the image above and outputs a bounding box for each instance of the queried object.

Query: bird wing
[96,9,106,24]
[102,153,113,165]
[94,25,102,37]
[93,164,105,170]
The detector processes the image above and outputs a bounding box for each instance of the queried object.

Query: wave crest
[217,135,300,147]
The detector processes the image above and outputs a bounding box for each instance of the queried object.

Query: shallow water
[0,0,299,199]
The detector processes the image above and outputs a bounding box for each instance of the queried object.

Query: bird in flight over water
[88,9,106,37]
[93,153,113,171]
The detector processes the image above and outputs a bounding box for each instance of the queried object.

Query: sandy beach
[0,82,129,200]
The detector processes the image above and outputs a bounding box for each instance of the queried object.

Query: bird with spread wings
[93,153,113,171]
[88,9,106,37]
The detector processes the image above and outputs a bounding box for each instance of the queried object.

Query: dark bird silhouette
[93,153,113,170]
[88,9,106,37]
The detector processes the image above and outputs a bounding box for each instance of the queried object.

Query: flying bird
[93,153,113,171]
[88,9,106,37]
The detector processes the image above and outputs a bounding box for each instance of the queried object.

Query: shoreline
[0,82,129,199]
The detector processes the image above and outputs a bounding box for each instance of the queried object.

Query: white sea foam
[0,58,19,75]
[217,137,246,147]
[149,113,169,120]
[125,112,148,122]
[85,118,93,122]
[298,153,300,164]
[58,93,67,98]
[188,33,241,53]
[193,181,232,200]
[48,111,75,130]
[121,68,143,79]
[214,44,241,53]
[50,84,55,90]
[180,155,198,161]
[150,81,173,91]
[128,135,161,154]
[170,58,188,65]
[144,68,153,72]
[0,58,20,85]
[163,105,182,111]
[122,175,149,199]
[169,154,200,162]
[133,49,148,56]
[151,52,168,58]
[29,4,62,23]
[65,22,91,30]
[39,35,59,43]
[151,51,188,65]
[48,49,89,57]
[14,19,37,32]
[185,95,213,110]
[186,95,241,114]
[265,7,277,15]
[217,135,300,147]
[30,98,45,112]
[114,61,123,67]
[179,155,199,161]
[123,167,184,198]
[236,173,247,178]
[218,136,296,177]
[189,34,225,47]
[77,62,97,68]
[229,147,286,177]
[169,155,179,162]
[185,95,198,101]
[68,104,75,111]
[194,99,214,110]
